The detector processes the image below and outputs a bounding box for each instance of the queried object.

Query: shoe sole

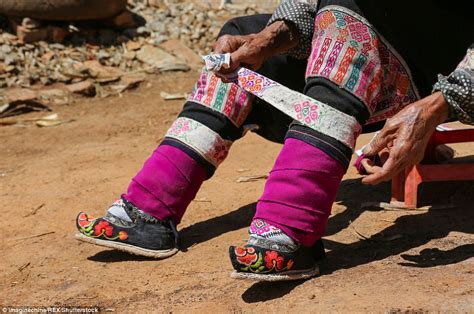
[230,265,319,281]
[75,233,179,259]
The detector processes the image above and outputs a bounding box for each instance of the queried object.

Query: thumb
[228,47,248,72]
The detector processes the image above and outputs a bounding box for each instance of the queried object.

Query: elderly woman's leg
[75,14,306,258]
[229,78,369,280]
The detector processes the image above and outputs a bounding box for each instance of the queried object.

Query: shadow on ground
[241,179,474,303]
[86,178,474,303]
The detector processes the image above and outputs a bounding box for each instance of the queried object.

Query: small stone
[136,26,149,35]
[1,44,12,54]
[49,43,65,50]
[41,51,55,61]
[136,45,183,69]
[96,50,111,60]
[126,41,142,51]
[83,60,123,83]
[1,66,16,76]
[5,88,38,103]
[148,0,165,8]
[112,73,146,93]
[123,50,136,60]
[160,39,202,69]
[4,54,17,65]
[66,80,96,96]
[2,33,18,42]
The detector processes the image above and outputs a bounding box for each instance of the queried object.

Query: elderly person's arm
[361,45,474,185]
[214,1,318,73]
[266,0,318,59]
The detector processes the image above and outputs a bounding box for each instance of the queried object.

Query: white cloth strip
[203,53,361,149]
[165,117,233,167]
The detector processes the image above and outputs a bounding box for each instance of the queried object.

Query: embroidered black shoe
[75,197,179,258]
[229,238,326,281]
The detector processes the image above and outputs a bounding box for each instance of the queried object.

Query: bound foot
[229,220,325,281]
[75,198,179,258]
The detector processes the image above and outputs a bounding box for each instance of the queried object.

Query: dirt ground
[1,71,473,313]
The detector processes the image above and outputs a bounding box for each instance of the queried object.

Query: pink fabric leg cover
[124,145,207,224]
[254,138,346,246]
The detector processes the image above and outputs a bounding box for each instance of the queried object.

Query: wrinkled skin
[210,21,451,186]
[212,20,299,78]
[362,92,450,185]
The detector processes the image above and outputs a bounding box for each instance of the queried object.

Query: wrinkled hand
[212,20,298,78]
[213,33,268,74]
[361,92,449,185]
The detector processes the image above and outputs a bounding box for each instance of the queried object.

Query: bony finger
[362,157,400,185]
[360,159,382,175]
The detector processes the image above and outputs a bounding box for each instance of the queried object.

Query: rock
[112,73,146,93]
[160,39,202,69]
[123,50,136,60]
[0,1,262,101]
[1,44,12,54]
[66,80,96,96]
[159,63,191,72]
[108,10,138,29]
[136,26,149,35]
[5,88,38,103]
[83,60,123,83]
[160,91,188,100]
[126,41,142,51]
[136,45,184,69]
[148,0,166,8]
[38,87,70,99]
[41,51,56,61]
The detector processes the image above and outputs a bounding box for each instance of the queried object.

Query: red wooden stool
[391,126,474,208]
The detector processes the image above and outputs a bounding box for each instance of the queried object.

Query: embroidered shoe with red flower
[75,197,179,258]
[229,220,325,281]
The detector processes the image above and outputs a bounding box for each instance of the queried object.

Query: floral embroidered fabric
[77,212,129,241]
[164,117,233,167]
[232,246,295,274]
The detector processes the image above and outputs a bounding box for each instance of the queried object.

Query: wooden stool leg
[404,165,422,208]
[391,171,406,203]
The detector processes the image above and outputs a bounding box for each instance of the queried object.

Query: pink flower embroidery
[212,144,229,164]
[235,247,258,266]
[293,101,319,123]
